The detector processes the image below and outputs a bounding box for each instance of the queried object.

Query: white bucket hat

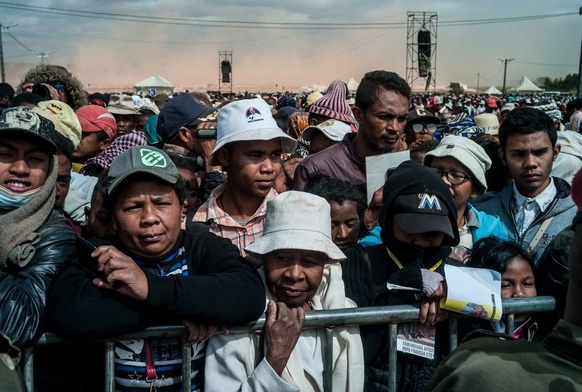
[424,135,492,191]
[245,191,346,262]
[208,98,297,166]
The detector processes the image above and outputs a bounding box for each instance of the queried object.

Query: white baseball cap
[208,98,297,166]
[301,119,351,142]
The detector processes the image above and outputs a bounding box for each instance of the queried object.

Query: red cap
[75,105,117,139]
[485,97,498,109]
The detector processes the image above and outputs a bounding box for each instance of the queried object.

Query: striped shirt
[114,246,205,392]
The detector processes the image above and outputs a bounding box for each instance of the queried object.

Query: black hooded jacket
[342,160,462,392]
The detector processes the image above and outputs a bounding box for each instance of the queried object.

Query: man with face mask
[0,107,76,347]
[342,160,462,392]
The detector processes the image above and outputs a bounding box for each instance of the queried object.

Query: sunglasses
[195,127,217,138]
[411,123,437,133]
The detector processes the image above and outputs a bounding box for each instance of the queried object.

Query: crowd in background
[0,63,581,391]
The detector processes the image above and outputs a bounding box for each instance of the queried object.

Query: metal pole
[0,24,5,82]
[476,72,480,93]
[500,58,515,95]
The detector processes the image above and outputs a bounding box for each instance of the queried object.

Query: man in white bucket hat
[189,98,297,266]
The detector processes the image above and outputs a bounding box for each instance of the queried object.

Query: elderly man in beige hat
[107,94,140,137]
[205,191,364,391]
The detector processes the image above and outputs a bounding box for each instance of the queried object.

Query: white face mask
[0,185,41,211]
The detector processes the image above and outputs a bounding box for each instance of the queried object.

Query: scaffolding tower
[219,51,233,94]
[406,12,438,93]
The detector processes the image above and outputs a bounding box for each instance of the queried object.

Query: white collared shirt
[512,178,557,236]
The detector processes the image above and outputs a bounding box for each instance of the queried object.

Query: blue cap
[156,94,218,143]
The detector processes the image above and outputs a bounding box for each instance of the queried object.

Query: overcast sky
[1,0,580,92]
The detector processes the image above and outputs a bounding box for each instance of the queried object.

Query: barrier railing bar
[388,323,398,392]
[24,296,556,392]
[323,327,334,392]
[181,339,191,392]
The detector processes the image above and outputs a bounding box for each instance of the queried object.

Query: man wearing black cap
[342,160,462,392]
[403,107,440,146]
[0,107,76,347]
[157,93,224,204]
[157,93,219,170]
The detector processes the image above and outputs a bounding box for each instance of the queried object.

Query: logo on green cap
[140,148,167,168]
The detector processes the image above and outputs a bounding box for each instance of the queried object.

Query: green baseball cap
[107,145,179,195]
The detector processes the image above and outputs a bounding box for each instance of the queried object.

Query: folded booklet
[440,264,502,321]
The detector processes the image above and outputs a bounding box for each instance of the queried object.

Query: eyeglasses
[430,167,472,185]
[53,82,66,91]
[411,123,437,133]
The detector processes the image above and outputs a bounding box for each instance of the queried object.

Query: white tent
[484,85,502,95]
[134,74,174,96]
[507,75,544,93]
[347,78,359,93]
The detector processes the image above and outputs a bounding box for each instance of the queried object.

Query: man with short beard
[294,70,410,197]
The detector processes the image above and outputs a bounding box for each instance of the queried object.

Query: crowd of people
[0,63,581,391]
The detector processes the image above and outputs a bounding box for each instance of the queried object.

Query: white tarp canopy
[134,74,174,96]
[347,78,359,93]
[484,85,502,95]
[507,75,544,93]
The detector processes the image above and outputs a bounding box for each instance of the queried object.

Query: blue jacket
[359,204,509,248]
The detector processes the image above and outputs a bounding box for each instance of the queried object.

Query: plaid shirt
[192,184,276,259]
[80,131,146,175]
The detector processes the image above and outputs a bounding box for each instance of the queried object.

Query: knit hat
[475,113,500,135]
[34,100,82,147]
[107,145,179,195]
[107,94,140,115]
[301,119,351,142]
[424,135,492,191]
[0,107,58,154]
[245,191,346,262]
[308,80,354,124]
[75,104,117,139]
[208,98,297,166]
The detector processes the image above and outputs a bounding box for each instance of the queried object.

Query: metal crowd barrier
[24,296,555,392]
